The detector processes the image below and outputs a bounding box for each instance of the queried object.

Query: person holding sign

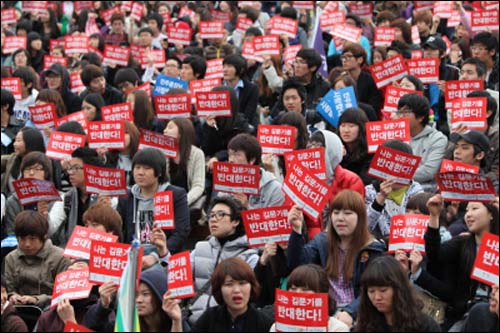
[79,64,124,107]
[413,194,499,330]
[4,211,71,309]
[191,257,273,332]
[355,255,440,332]
[269,264,350,332]
[287,190,386,329]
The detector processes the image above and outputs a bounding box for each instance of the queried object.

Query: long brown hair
[37,88,67,118]
[169,118,195,172]
[131,90,155,130]
[326,190,372,281]
[258,55,283,97]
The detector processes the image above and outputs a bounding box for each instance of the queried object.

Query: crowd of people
[1,1,499,332]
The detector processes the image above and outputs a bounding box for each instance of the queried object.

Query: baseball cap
[450,130,490,153]
[44,63,64,77]
[423,36,447,53]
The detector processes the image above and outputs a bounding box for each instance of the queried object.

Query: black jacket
[238,79,259,128]
[304,73,331,111]
[192,304,273,332]
[357,70,383,116]
[80,84,124,106]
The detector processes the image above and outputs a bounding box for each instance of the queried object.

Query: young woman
[288,190,386,328]
[36,89,67,118]
[355,255,440,332]
[82,202,123,241]
[269,264,350,332]
[127,90,164,132]
[337,108,374,185]
[413,195,499,330]
[81,93,104,122]
[192,257,273,332]
[85,268,187,332]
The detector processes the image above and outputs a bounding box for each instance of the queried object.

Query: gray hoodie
[319,130,343,185]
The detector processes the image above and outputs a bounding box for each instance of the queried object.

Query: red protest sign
[125,82,151,97]
[22,1,48,13]
[349,2,373,19]
[436,172,497,202]
[284,148,327,180]
[2,36,27,54]
[471,10,500,31]
[211,10,231,23]
[64,36,89,55]
[84,165,127,196]
[275,289,329,332]
[139,49,166,69]
[179,6,195,19]
[368,145,422,185]
[154,191,175,229]
[257,125,297,155]
[87,121,125,150]
[43,55,68,71]
[269,16,298,39]
[55,111,88,132]
[13,179,61,206]
[483,1,500,10]
[46,131,86,160]
[167,26,192,45]
[450,97,488,131]
[51,269,93,309]
[366,119,411,154]
[447,11,461,27]
[64,226,118,259]
[242,206,292,248]
[414,1,434,11]
[130,2,145,22]
[74,2,94,14]
[411,50,424,59]
[283,45,302,65]
[242,42,263,62]
[433,1,454,18]
[212,162,260,195]
[89,241,131,285]
[282,162,332,221]
[374,27,396,47]
[1,8,17,25]
[440,159,480,175]
[138,129,179,159]
[236,17,253,34]
[70,72,86,94]
[63,321,94,332]
[154,94,191,119]
[371,55,408,89]
[195,91,232,117]
[253,35,280,57]
[29,103,57,129]
[445,80,484,108]
[238,1,255,8]
[205,58,224,79]
[406,58,439,84]
[168,251,195,299]
[101,103,133,122]
[388,214,429,254]
[189,78,222,97]
[383,86,423,112]
[471,232,499,286]
[50,38,65,53]
[411,25,421,45]
[100,5,121,25]
[320,11,345,31]
[330,24,362,43]
[199,21,225,39]
[1,78,22,100]
[292,1,315,10]
[324,1,339,12]
[103,45,130,67]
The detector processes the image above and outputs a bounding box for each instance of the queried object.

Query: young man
[163,57,182,78]
[79,64,123,106]
[393,94,448,191]
[1,89,22,155]
[451,130,490,172]
[11,67,38,123]
[471,32,499,90]
[103,13,129,46]
[223,54,259,129]
[117,148,190,257]
[113,68,141,95]
[180,55,207,82]
[225,133,284,210]
[44,64,82,113]
[147,12,168,50]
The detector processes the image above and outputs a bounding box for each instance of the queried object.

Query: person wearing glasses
[470,32,499,91]
[187,196,259,326]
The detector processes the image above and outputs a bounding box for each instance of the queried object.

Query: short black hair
[12,48,31,66]
[114,68,140,87]
[138,27,154,36]
[401,75,424,92]
[244,27,263,38]
[467,90,498,128]
[296,49,323,74]
[1,89,15,115]
[223,54,247,78]
[15,210,49,240]
[83,93,105,121]
[72,147,104,167]
[227,133,262,165]
[166,56,182,69]
[208,196,245,235]
[13,66,36,94]
[397,93,430,127]
[382,139,413,155]
[132,148,168,184]
[16,19,32,34]
[281,78,307,104]
[471,31,498,56]
[280,6,298,20]
[21,127,46,154]
[147,12,164,30]
[80,64,105,87]
[182,55,207,79]
[462,58,487,77]
[57,121,86,136]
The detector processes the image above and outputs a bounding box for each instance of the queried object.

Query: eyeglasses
[24,166,44,173]
[208,211,231,220]
[341,54,357,61]
[67,165,84,174]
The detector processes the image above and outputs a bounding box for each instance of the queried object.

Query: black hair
[132,148,168,184]
[21,127,46,154]
[281,77,307,105]
[147,12,164,30]
[83,93,105,121]
[166,56,182,69]
[57,121,87,136]
[244,27,263,38]
[1,89,15,115]
[138,27,154,36]
[114,68,140,87]
[471,31,499,55]
[12,48,31,67]
[21,151,53,181]
[280,6,298,20]
[12,66,36,94]
[81,52,102,67]
[462,58,487,77]
[227,133,262,165]
[71,147,105,167]
[182,55,207,79]
[397,93,430,127]
[80,64,105,87]
[346,13,363,27]
[16,19,32,34]
[467,90,497,128]
[296,49,323,74]
[338,107,370,164]
[208,196,245,236]
[401,75,424,92]
[381,139,413,155]
[223,54,247,78]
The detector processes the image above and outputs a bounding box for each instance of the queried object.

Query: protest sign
[51,269,92,308]
[253,35,281,56]
[1,8,17,25]
[199,21,225,39]
[367,145,421,185]
[89,241,131,285]
[43,55,68,71]
[471,10,499,31]
[450,97,488,131]
[138,129,179,159]
[139,49,166,69]
[236,17,253,34]
[258,125,297,155]
[433,1,454,18]
[242,206,291,248]
[211,10,232,23]
[440,159,480,175]
[55,111,88,132]
[242,42,263,62]
[411,25,421,44]
[154,94,191,119]
[13,179,61,206]
[87,121,125,150]
[445,80,484,108]
[168,251,195,299]
[64,226,118,259]
[269,16,299,38]
[167,26,192,45]
[284,148,327,180]
[349,2,373,19]
[330,24,362,43]
[406,58,440,84]
[103,45,130,66]
[371,55,408,88]
[3,36,27,54]
[388,214,429,253]
[195,91,232,117]
[292,1,315,10]
[374,27,396,47]
[283,45,302,65]
[22,1,48,13]
[154,191,175,230]
[64,36,89,55]
[84,165,127,196]
[46,131,86,160]
[63,321,94,332]
[29,102,57,129]
[316,86,357,128]
[383,86,422,112]
[436,172,497,202]
[1,78,21,100]
[471,232,499,286]
[205,58,224,79]
[366,119,411,153]
[153,74,188,96]
[70,71,85,94]
[101,102,134,122]
[212,162,260,195]
[320,11,346,31]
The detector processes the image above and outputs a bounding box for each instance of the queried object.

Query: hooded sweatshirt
[319,130,343,185]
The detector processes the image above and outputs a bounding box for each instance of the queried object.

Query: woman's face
[13,131,26,156]
[289,285,315,294]
[331,208,358,238]
[136,283,157,317]
[465,202,493,235]
[89,37,100,49]
[394,28,404,42]
[339,122,360,144]
[399,77,417,91]
[367,286,394,315]
[372,51,384,64]
[31,39,42,51]
[22,163,46,181]
[82,100,97,121]
[18,235,45,256]
[14,52,28,67]
[333,80,346,90]
[85,220,108,233]
[221,275,251,314]
[164,121,179,139]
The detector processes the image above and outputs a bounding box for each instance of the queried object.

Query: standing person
[355,255,441,332]
[43,63,82,114]
[287,190,386,329]
[192,257,273,332]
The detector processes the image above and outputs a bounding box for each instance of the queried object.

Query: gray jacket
[410,126,448,190]
[188,235,259,325]
[248,168,285,209]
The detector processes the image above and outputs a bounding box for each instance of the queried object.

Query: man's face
[471,42,494,64]
[293,57,311,78]
[67,157,85,189]
[180,64,196,82]
[341,52,361,71]
[133,164,158,189]
[283,88,302,113]
[459,63,483,81]
[112,20,124,34]
[147,19,159,33]
[228,149,250,165]
[223,64,238,82]
[139,32,153,47]
[164,60,181,77]
[453,139,483,166]
[46,73,62,90]
[416,20,430,35]
[423,47,441,60]
[89,76,106,95]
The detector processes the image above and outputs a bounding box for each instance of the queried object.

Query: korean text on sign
[436,172,497,202]
[89,240,131,285]
[471,232,499,286]
[367,145,421,185]
[64,226,118,259]
[388,214,429,254]
[258,125,297,155]
[51,269,92,308]
[212,162,260,195]
[242,206,292,248]
[168,251,195,299]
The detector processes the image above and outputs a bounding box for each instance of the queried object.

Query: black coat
[357,70,383,115]
[192,304,273,332]
[238,79,259,128]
